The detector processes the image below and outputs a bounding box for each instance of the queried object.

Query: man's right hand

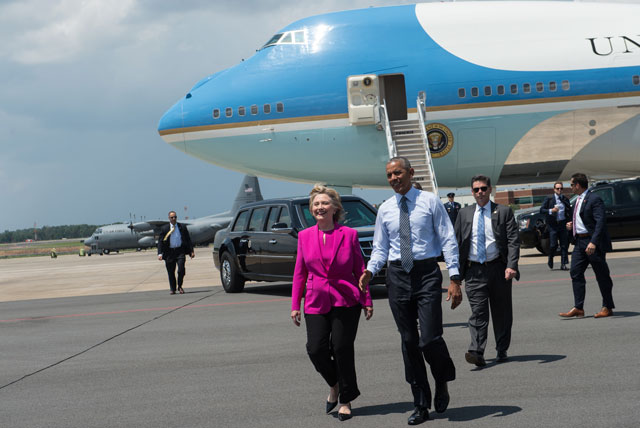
[157,255,163,261]
[566,221,573,231]
[359,270,372,292]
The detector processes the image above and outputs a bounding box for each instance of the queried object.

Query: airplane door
[380,74,407,121]
[347,75,380,125]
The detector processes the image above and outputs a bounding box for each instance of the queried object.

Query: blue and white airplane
[158,1,640,192]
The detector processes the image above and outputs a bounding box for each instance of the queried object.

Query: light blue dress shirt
[169,224,183,248]
[367,186,460,277]
[469,203,499,263]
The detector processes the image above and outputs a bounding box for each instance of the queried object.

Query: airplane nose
[83,237,93,246]
[158,98,184,133]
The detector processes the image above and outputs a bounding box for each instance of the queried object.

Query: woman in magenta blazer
[291,185,373,421]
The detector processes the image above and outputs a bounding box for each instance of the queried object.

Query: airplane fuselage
[158,2,640,188]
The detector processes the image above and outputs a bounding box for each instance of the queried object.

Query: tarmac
[1,243,639,427]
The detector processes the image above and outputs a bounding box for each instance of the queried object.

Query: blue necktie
[477,207,486,264]
[400,196,414,273]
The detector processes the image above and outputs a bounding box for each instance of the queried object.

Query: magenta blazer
[291,224,373,314]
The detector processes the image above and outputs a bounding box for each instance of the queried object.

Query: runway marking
[0,298,289,323]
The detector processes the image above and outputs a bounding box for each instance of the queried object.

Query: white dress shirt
[574,191,589,234]
[367,186,460,277]
[469,203,499,263]
[550,194,566,221]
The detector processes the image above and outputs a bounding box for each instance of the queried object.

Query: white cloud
[2,0,137,64]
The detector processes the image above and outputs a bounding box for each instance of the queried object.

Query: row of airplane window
[460,76,640,99]
[213,102,285,119]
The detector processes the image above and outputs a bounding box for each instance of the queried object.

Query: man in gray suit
[454,175,520,366]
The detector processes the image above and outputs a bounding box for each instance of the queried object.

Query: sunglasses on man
[472,186,488,193]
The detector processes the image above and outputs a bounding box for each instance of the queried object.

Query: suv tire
[220,251,245,293]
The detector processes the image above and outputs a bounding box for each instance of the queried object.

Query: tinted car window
[266,206,281,229]
[232,210,250,231]
[248,207,267,231]
[619,182,640,203]
[298,200,377,228]
[592,187,614,208]
[279,206,291,227]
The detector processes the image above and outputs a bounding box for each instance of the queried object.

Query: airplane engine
[137,236,156,248]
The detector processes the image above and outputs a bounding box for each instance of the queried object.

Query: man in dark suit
[157,211,194,294]
[454,175,520,366]
[560,173,615,318]
[444,192,461,226]
[540,182,572,270]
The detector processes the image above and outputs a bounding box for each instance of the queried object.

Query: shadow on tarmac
[432,405,522,421]
[469,354,566,371]
[353,401,414,416]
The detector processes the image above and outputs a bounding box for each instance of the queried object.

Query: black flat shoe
[326,400,338,414]
[408,406,429,425]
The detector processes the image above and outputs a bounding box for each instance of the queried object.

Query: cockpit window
[96,228,102,234]
[262,33,283,48]
[260,30,306,49]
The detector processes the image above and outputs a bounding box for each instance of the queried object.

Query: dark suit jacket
[575,191,612,252]
[157,222,193,258]
[454,202,520,280]
[539,194,572,226]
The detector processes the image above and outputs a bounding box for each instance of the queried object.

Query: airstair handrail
[416,92,439,194]
[379,102,397,159]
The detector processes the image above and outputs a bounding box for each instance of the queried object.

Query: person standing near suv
[290,185,373,421]
[560,173,615,318]
[540,181,572,270]
[157,211,194,295]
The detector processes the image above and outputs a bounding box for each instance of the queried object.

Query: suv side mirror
[271,222,293,234]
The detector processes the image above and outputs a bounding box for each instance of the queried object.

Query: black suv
[517,178,640,254]
[212,195,385,293]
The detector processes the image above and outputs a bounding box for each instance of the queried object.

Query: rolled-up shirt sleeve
[366,208,389,276]
[432,198,460,277]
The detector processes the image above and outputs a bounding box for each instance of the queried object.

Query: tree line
[0,225,100,243]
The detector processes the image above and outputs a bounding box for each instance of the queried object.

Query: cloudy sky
[0,0,634,231]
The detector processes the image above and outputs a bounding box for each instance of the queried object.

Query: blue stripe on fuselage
[158,4,640,132]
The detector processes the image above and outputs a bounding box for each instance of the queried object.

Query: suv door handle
[268,239,277,244]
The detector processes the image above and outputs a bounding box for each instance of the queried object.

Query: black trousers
[548,221,569,265]
[386,261,456,409]
[164,249,187,292]
[570,236,615,310]
[305,305,362,404]
[464,260,513,356]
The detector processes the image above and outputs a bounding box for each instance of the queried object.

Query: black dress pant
[570,236,615,310]
[548,221,569,266]
[305,305,362,404]
[464,260,513,356]
[164,249,186,292]
[386,261,456,409]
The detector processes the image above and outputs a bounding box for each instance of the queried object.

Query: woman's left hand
[364,306,373,320]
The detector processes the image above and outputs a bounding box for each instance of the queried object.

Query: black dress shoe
[337,412,352,421]
[547,259,553,270]
[408,406,429,425]
[560,264,569,271]
[326,400,338,414]
[496,350,508,362]
[465,351,487,367]
[434,382,450,413]
[337,403,352,421]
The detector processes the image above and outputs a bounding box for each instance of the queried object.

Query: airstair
[379,92,439,194]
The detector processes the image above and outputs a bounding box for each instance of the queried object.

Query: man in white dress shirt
[360,157,462,425]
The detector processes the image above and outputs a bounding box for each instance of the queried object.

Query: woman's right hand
[291,310,301,326]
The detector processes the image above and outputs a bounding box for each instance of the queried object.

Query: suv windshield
[298,200,377,228]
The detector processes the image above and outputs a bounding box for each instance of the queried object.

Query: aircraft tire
[220,252,245,293]
[103,249,110,255]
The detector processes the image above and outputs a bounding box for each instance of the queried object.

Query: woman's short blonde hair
[309,184,345,223]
